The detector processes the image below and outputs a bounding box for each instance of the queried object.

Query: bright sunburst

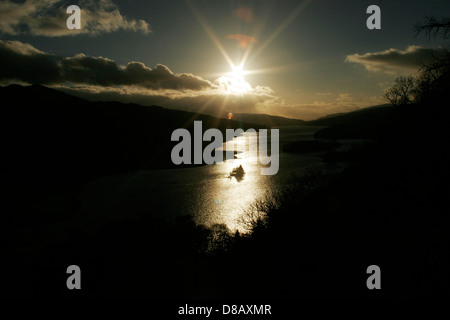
[229,65,245,78]
[187,0,313,100]
[217,65,253,95]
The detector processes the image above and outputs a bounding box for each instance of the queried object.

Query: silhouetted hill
[229,113,305,127]
[0,84,263,225]
[306,104,393,126]
[304,104,398,140]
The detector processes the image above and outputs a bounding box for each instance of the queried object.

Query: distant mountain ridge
[223,104,394,129]
[229,113,305,127]
[305,104,394,126]
[299,104,397,140]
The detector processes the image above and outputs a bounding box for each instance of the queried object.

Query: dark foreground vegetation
[3,84,450,300]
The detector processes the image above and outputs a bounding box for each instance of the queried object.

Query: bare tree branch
[415,16,450,40]
[384,76,418,106]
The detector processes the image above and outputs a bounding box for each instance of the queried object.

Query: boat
[230,164,245,177]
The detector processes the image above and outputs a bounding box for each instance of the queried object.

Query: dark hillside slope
[231,113,305,127]
[305,105,398,140]
[0,84,261,225]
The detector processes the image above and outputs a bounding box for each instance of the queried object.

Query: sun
[217,65,253,95]
[230,65,245,79]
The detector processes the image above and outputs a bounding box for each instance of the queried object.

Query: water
[76,126,326,232]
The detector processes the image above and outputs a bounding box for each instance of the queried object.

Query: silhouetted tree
[384,76,418,106]
[386,16,450,107]
[415,16,450,106]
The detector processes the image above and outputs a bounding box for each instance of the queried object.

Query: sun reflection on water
[77,126,325,237]
[194,131,270,233]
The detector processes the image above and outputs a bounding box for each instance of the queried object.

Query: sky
[0,0,449,120]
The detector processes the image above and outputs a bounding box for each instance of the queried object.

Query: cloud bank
[0,40,212,90]
[346,45,450,74]
[0,0,150,36]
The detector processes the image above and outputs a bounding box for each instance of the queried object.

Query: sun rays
[186,0,312,94]
[182,0,314,118]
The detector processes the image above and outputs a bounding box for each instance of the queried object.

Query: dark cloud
[346,45,450,74]
[226,34,258,49]
[0,40,61,84]
[0,0,150,37]
[0,40,213,90]
[60,55,212,90]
